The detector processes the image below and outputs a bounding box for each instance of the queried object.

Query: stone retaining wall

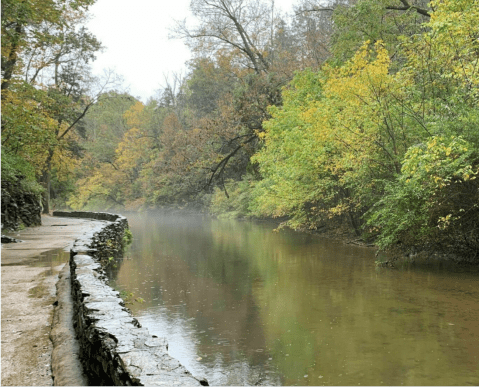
[52,211,208,386]
[1,178,42,230]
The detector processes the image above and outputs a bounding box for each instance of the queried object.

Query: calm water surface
[108,212,479,386]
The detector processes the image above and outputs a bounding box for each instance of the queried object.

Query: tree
[250,41,422,232]
[331,0,430,65]
[171,1,295,197]
[173,0,276,74]
[1,0,96,92]
[368,136,479,258]
[69,99,157,210]
[1,0,107,213]
[81,91,137,164]
[365,0,479,259]
[183,58,237,118]
[290,0,337,69]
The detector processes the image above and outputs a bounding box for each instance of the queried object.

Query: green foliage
[1,83,58,173]
[67,98,154,210]
[118,290,135,304]
[245,0,479,260]
[2,149,36,183]
[250,69,325,227]
[122,228,133,246]
[331,0,429,66]
[118,289,144,304]
[361,0,479,257]
[251,43,415,232]
[1,149,44,194]
[50,168,77,210]
[367,136,479,255]
[209,178,257,219]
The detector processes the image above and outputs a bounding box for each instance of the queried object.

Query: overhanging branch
[204,134,257,197]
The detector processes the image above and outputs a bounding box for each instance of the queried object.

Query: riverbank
[1,215,105,386]
[2,212,208,386]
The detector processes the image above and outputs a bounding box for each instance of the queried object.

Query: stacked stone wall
[1,178,41,230]
[52,211,208,386]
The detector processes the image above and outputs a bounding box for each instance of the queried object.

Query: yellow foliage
[123,101,146,128]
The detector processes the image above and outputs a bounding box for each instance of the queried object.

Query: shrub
[367,136,479,260]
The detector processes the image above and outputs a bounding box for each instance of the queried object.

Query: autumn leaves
[252,0,479,257]
[3,0,478,259]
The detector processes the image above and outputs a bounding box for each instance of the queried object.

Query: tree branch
[295,7,334,15]
[386,0,430,17]
[204,135,257,194]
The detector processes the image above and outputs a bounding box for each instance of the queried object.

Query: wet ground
[1,216,104,386]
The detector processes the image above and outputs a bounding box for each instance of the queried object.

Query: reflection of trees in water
[124,246,268,358]
[113,212,283,384]
[111,212,479,386]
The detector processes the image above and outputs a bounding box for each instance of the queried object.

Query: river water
[107,212,479,386]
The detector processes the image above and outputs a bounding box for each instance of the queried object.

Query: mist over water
[108,211,479,386]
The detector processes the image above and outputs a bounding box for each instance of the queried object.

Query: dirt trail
[1,215,104,386]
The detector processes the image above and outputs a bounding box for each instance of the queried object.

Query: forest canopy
[2,0,478,261]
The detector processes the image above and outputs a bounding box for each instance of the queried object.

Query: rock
[1,235,23,243]
[1,177,41,231]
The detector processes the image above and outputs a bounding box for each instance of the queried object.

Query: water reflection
[108,212,479,386]
[2,247,70,275]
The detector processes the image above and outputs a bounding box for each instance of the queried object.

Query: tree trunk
[40,150,54,214]
[40,170,51,214]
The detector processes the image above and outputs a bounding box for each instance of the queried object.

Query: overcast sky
[86,0,298,101]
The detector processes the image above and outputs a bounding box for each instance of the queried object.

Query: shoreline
[122,208,479,269]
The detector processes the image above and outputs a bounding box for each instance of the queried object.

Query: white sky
[86,0,299,101]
